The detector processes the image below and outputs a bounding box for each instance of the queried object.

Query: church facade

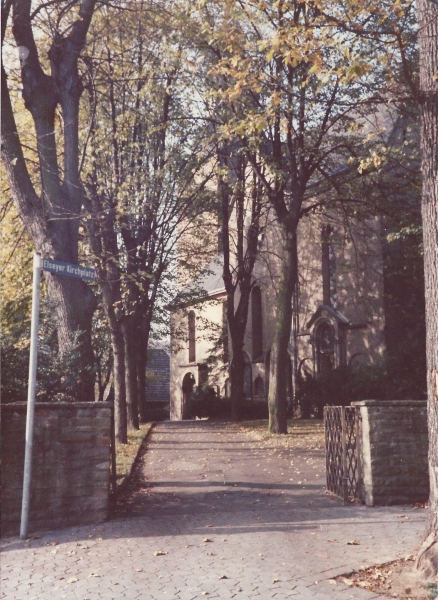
[169,210,387,420]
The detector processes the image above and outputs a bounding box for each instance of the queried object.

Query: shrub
[295,360,426,419]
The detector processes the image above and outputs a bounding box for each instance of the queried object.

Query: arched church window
[315,322,335,376]
[252,286,263,360]
[188,311,196,363]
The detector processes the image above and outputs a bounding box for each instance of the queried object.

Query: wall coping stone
[351,399,426,407]
[2,402,113,412]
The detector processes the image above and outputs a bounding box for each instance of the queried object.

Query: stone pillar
[352,400,428,506]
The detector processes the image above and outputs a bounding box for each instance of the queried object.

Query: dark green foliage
[296,360,427,419]
[1,302,95,404]
[383,229,426,391]
[1,328,29,403]
[425,583,438,599]
[36,329,94,403]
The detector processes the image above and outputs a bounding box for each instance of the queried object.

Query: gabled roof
[176,255,225,305]
[305,304,366,331]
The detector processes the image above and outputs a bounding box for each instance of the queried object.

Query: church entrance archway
[181,372,195,419]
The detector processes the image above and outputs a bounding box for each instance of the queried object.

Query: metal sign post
[20,253,42,539]
[19,254,95,539]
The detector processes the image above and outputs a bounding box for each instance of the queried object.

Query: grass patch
[115,423,153,486]
[235,418,325,449]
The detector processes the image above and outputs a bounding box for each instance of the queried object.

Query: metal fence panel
[324,406,361,502]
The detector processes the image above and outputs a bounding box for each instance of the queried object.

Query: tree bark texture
[229,340,246,421]
[138,318,151,423]
[268,231,298,434]
[1,0,98,400]
[84,187,127,441]
[416,0,438,579]
[110,326,127,444]
[220,149,262,421]
[122,318,140,430]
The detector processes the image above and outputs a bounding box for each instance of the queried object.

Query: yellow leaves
[271,91,281,107]
[266,45,277,63]
[1,196,34,335]
[308,55,324,77]
[341,60,373,84]
[357,148,388,174]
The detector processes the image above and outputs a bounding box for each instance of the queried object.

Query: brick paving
[0,420,425,599]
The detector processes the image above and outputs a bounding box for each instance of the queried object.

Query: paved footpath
[1,420,426,600]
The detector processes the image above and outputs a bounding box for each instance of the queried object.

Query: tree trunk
[138,344,148,423]
[230,340,245,421]
[268,231,297,434]
[138,318,150,423]
[110,325,127,444]
[1,0,98,402]
[44,274,96,399]
[219,146,261,423]
[98,282,128,443]
[123,318,139,430]
[226,284,253,422]
[416,0,438,579]
[2,65,97,400]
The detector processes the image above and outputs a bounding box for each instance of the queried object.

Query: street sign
[42,257,95,281]
[21,253,96,538]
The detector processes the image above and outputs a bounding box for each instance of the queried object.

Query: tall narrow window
[188,311,196,363]
[251,286,263,360]
[321,225,333,306]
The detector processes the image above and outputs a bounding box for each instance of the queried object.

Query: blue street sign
[42,257,95,282]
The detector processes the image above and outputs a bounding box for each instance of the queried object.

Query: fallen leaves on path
[336,556,434,599]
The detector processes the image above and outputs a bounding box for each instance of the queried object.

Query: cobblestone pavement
[1,420,426,600]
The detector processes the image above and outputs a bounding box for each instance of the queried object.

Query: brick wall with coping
[1,402,112,537]
[352,400,429,506]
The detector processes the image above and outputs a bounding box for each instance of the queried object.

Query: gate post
[341,407,348,503]
[354,406,363,502]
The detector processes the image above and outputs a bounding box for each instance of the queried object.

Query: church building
[169,209,391,420]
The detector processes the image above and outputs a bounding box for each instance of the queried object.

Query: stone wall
[1,402,112,537]
[352,400,429,506]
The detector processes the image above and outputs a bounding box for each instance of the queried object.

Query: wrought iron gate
[324,406,361,502]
